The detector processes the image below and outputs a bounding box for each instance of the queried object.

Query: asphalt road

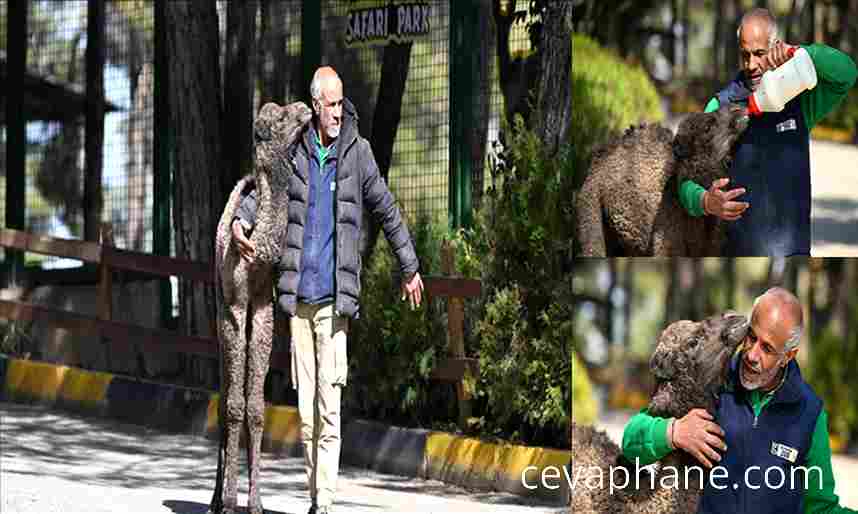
[810,138,858,256]
[0,402,563,514]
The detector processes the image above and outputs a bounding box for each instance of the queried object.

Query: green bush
[806,326,858,448]
[454,117,573,448]
[571,33,664,180]
[818,85,858,135]
[346,213,458,428]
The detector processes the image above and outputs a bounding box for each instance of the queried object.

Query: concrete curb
[0,355,569,505]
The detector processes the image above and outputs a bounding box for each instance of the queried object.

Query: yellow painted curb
[264,405,301,446]
[6,359,67,402]
[206,394,220,433]
[206,397,300,448]
[426,433,499,481]
[5,359,113,406]
[58,367,112,406]
[425,432,569,483]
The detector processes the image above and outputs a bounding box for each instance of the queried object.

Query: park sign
[345,0,431,47]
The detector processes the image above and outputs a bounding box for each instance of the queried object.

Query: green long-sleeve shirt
[679,43,858,216]
[622,392,857,514]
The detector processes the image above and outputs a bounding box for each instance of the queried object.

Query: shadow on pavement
[812,197,858,248]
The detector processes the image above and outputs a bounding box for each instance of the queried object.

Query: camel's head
[253,101,312,180]
[673,103,749,188]
[254,101,312,149]
[647,312,748,419]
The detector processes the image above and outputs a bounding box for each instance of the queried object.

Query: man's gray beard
[326,125,340,140]
[740,356,783,391]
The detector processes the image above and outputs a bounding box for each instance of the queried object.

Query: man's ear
[784,347,799,367]
[312,99,320,116]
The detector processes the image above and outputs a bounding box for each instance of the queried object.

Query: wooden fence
[0,226,480,404]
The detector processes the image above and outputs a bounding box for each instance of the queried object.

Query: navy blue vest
[716,75,812,256]
[296,127,337,304]
[698,353,822,514]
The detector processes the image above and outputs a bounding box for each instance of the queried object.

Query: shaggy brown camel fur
[209,101,312,514]
[576,104,750,256]
[570,312,749,514]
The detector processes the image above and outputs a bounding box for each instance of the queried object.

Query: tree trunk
[682,0,689,76]
[623,259,633,349]
[165,0,223,338]
[714,0,723,83]
[493,0,517,126]
[606,259,617,345]
[259,0,289,105]
[725,0,741,79]
[223,1,257,190]
[691,258,705,321]
[786,0,801,43]
[360,41,413,267]
[665,259,680,326]
[533,0,573,156]
[724,257,736,309]
[807,0,817,42]
[127,62,153,251]
[85,0,106,242]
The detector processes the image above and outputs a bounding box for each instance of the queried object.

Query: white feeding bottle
[748,46,818,116]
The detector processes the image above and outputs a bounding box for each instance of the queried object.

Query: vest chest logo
[771,441,799,463]
[776,118,798,133]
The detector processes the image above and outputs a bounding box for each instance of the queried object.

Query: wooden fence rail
[0,227,480,390]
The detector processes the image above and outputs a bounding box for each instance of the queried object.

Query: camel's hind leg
[219,264,250,514]
[245,276,274,514]
[208,350,227,514]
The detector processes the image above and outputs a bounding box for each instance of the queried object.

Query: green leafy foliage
[571,33,664,181]
[806,325,858,447]
[345,213,458,427]
[454,117,573,448]
[819,86,858,135]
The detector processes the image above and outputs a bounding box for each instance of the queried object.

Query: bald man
[233,66,424,514]
[677,8,857,256]
[623,288,856,513]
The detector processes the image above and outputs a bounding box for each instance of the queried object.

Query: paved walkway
[0,402,562,514]
[810,138,858,256]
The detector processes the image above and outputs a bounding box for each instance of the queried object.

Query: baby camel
[576,105,749,256]
[209,101,312,514]
[570,312,749,513]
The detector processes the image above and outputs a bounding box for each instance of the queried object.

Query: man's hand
[400,272,424,310]
[672,408,727,468]
[703,178,749,221]
[764,40,796,73]
[231,219,256,263]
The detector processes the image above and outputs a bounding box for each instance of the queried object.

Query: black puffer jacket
[276,98,418,319]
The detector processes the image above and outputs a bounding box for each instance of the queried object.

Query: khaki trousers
[290,302,348,509]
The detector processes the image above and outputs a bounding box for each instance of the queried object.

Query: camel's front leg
[220,261,250,514]
[245,274,274,514]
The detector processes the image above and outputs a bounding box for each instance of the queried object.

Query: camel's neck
[253,170,274,238]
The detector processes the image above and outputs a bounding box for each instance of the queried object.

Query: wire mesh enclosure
[3,1,533,266]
